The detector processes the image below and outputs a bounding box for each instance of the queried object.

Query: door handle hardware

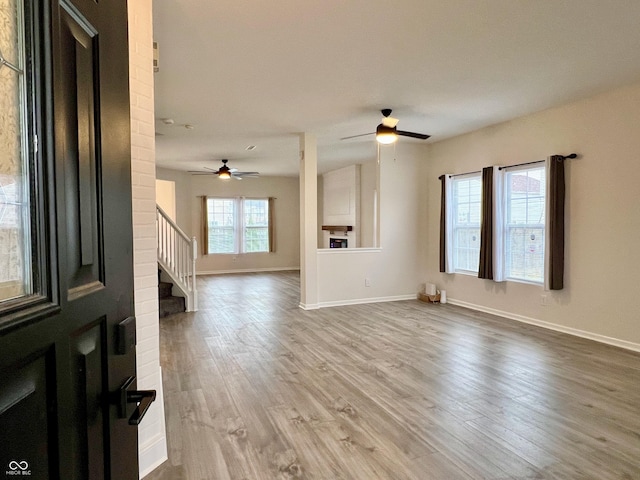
[127,389,156,425]
[112,376,157,425]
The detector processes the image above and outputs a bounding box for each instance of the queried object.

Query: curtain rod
[498,153,577,171]
[438,171,481,180]
[438,153,578,179]
[498,160,544,171]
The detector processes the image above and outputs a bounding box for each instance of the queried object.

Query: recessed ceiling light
[161,118,174,125]
[246,145,257,151]
[184,124,195,130]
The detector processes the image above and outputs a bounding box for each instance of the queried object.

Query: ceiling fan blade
[204,166,218,172]
[232,172,260,178]
[382,116,399,128]
[340,132,374,140]
[189,170,217,175]
[397,130,431,140]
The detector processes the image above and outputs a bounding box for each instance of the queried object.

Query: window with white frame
[243,198,269,252]
[1,0,35,304]
[206,198,236,253]
[452,174,482,273]
[206,197,270,254]
[504,165,546,283]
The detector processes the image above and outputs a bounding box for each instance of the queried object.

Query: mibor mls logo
[5,460,31,476]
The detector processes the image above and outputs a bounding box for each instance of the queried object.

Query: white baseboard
[139,367,168,478]
[197,266,300,275]
[448,298,640,353]
[139,434,168,478]
[319,294,416,309]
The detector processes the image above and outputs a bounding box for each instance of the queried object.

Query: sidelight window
[0,0,33,304]
[451,174,482,273]
[504,165,546,283]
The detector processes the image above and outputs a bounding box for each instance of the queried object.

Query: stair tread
[158,267,186,317]
[159,295,184,304]
[159,295,185,318]
[158,281,173,299]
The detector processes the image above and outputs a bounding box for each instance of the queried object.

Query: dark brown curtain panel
[201,196,209,255]
[478,166,494,279]
[547,155,565,290]
[268,197,275,253]
[439,175,446,272]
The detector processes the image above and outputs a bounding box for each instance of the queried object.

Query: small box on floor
[418,292,441,304]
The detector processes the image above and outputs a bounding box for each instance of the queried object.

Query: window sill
[506,277,543,286]
[450,271,543,287]
[453,269,478,276]
[205,251,270,256]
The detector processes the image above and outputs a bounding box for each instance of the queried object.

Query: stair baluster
[156,205,198,312]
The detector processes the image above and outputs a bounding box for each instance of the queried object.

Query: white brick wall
[128,1,168,476]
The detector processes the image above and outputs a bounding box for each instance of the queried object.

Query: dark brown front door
[0,0,140,478]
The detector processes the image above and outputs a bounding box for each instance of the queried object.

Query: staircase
[159,276,186,318]
[156,205,198,315]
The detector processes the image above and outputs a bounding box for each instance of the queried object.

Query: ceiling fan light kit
[217,160,232,179]
[375,124,398,144]
[343,109,430,144]
[189,159,259,180]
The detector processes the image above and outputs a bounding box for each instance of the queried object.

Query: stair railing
[156,205,198,311]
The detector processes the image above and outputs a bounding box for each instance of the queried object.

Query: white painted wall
[420,80,640,349]
[191,174,301,274]
[155,179,175,221]
[300,134,319,309]
[316,143,423,306]
[317,159,377,248]
[321,164,360,248]
[156,167,192,234]
[359,159,378,248]
[155,167,300,274]
[317,174,324,247]
[128,1,167,476]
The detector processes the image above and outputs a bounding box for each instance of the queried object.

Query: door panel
[59,1,103,293]
[69,319,108,479]
[0,352,54,478]
[0,0,140,478]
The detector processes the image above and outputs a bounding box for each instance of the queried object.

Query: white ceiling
[152,0,640,176]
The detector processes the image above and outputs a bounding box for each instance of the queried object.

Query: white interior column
[299,133,319,309]
[128,0,168,475]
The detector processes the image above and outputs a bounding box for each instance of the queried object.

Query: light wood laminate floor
[146,271,640,480]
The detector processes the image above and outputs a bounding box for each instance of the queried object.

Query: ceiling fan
[189,159,260,180]
[341,109,431,144]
